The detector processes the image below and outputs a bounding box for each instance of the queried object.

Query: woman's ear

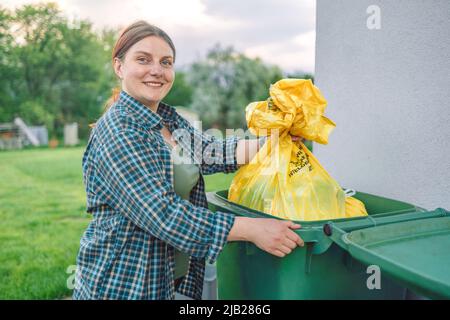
[113,57,123,80]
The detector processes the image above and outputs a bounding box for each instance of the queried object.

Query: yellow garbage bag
[228,79,367,221]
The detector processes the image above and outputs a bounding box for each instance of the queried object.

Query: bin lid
[328,212,450,299]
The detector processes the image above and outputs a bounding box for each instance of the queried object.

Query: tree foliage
[0,3,116,138]
[188,45,283,130]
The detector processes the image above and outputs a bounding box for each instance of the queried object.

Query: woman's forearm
[227,217,253,241]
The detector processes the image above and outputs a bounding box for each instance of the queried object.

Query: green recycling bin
[207,190,450,300]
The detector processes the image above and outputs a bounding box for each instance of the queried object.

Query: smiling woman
[73,20,304,301]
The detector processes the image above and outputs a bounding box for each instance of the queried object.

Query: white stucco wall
[314,0,450,210]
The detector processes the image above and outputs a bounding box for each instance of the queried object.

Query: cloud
[169,0,316,72]
[244,30,316,73]
[202,0,315,44]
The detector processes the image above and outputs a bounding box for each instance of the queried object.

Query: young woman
[73,20,304,300]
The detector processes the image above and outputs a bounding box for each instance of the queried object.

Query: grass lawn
[0,147,235,299]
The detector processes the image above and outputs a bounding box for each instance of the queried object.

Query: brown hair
[90,21,176,128]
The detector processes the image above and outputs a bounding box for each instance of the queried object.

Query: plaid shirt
[73,91,240,300]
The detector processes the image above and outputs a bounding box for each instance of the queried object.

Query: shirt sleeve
[173,113,242,175]
[96,129,235,264]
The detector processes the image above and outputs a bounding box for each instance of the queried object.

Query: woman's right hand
[227,217,305,257]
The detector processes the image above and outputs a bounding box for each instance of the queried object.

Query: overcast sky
[3,0,316,73]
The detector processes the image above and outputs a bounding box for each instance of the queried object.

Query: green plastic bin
[207,190,450,300]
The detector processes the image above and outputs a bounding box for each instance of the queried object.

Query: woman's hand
[248,218,305,257]
[228,217,305,257]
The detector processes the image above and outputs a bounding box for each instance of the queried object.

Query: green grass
[0,147,234,299]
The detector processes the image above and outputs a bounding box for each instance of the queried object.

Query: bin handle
[344,188,356,197]
[296,227,334,255]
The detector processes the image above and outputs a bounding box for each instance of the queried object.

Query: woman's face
[114,36,175,110]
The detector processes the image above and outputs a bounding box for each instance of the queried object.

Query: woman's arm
[172,113,241,175]
[97,129,235,264]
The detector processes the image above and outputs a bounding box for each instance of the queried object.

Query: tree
[0,3,116,139]
[0,6,17,123]
[187,44,283,130]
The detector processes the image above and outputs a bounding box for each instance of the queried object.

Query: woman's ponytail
[104,87,121,111]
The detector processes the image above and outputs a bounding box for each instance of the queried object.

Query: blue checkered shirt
[73,91,240,300]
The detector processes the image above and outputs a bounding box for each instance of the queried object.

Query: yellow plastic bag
[228,79,367,221]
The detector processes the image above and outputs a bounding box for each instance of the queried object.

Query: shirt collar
[117,90,177,129]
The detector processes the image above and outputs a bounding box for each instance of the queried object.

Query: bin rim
[207,189,424,226]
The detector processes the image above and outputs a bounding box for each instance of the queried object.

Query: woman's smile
[143,81,164,87]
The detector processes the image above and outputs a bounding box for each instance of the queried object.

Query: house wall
[314,0,450,209]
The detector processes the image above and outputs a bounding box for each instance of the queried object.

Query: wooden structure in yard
[0,123,22,149]
[0,117,47,150]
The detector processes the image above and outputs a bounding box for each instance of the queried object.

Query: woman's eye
[161,60,173,67]
[137,57,149,64]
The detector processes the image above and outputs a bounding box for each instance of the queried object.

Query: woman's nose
[148,63,163,77]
